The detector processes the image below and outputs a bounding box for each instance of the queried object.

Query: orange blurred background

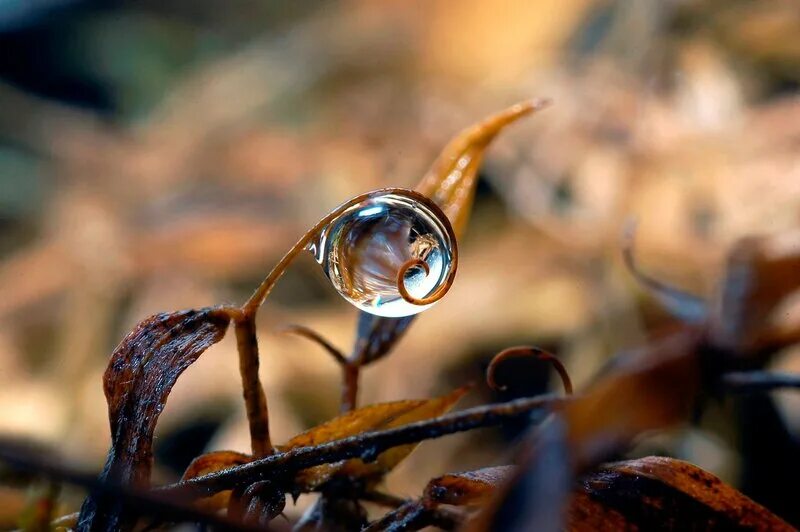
[0,0,798,524]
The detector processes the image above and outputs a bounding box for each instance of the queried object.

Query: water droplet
[307,190,456,318]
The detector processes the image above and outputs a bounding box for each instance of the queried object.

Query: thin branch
[360,491,408,508]
[341,362,361,413]
[722,371,800,393]
[158,394,568,499]
[233,314,273,456]
[0,443,261,532]
[360,492,463,531]
[280,325,361,412]
[282,325,348,366]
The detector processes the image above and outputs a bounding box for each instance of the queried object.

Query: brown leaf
[181,450,252,514]
[352,312,416,365]
[562,329,702,469]
[571,456,793,531]
[415,99,548,238]
[77,307,231,531]
[712,229,800,354]
[286,386,469,489]
[424,466,514,506]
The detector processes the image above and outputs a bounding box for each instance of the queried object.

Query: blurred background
[0,0,799,526]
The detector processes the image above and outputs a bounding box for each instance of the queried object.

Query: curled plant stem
[487,346,573,395]
[158,394,569,499]
[242,188,457,316]
[396,256,453,307]
[234,189,456,454]
[722,371,800,393]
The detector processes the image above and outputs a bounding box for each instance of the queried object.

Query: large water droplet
[307,190,456,318]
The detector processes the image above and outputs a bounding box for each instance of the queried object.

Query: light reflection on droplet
[306,190,456,318]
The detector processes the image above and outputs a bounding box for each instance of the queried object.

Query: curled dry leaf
[181,450,252,514]
[570,456,794,531]
[285,386,470,490]
[77,307,231,531]
[424,466,514,507]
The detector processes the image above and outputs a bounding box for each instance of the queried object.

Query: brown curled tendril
[243,187,458,317]
[486,346,573,395]
[396,257,441,306]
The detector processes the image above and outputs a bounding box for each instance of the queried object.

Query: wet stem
[227,307,273,456]
[341,360,361,413]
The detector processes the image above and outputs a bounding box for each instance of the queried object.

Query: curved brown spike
[281,324,348,366]
[621,219,707,323]
[486,346,573,395]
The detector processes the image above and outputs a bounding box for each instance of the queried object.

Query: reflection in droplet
[307,190,456,318]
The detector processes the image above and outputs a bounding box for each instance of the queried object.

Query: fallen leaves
[571,457,793,531]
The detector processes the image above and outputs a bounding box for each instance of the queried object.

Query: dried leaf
[77,307,231,531]
[571,457,793,531]
[424,466,514,506]
[287,386,469,489]
[415,99,548,237]
[562,329,702,469]
[352,312,415,365]
[712,229,800,354]
[181,450,252,513]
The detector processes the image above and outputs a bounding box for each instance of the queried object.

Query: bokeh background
[0,0,799,526]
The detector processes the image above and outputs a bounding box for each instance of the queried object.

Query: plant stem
[341,362,360,413]
[158,394,568,499]
[722,371,800,392]
[233,315,272,456]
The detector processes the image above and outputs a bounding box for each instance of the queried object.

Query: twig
[722,371,800,393]
[360,492,463,530]
[231,312,273,456]
[281,324,359,412]
[0,443,261,532]
[158,394,568,499]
